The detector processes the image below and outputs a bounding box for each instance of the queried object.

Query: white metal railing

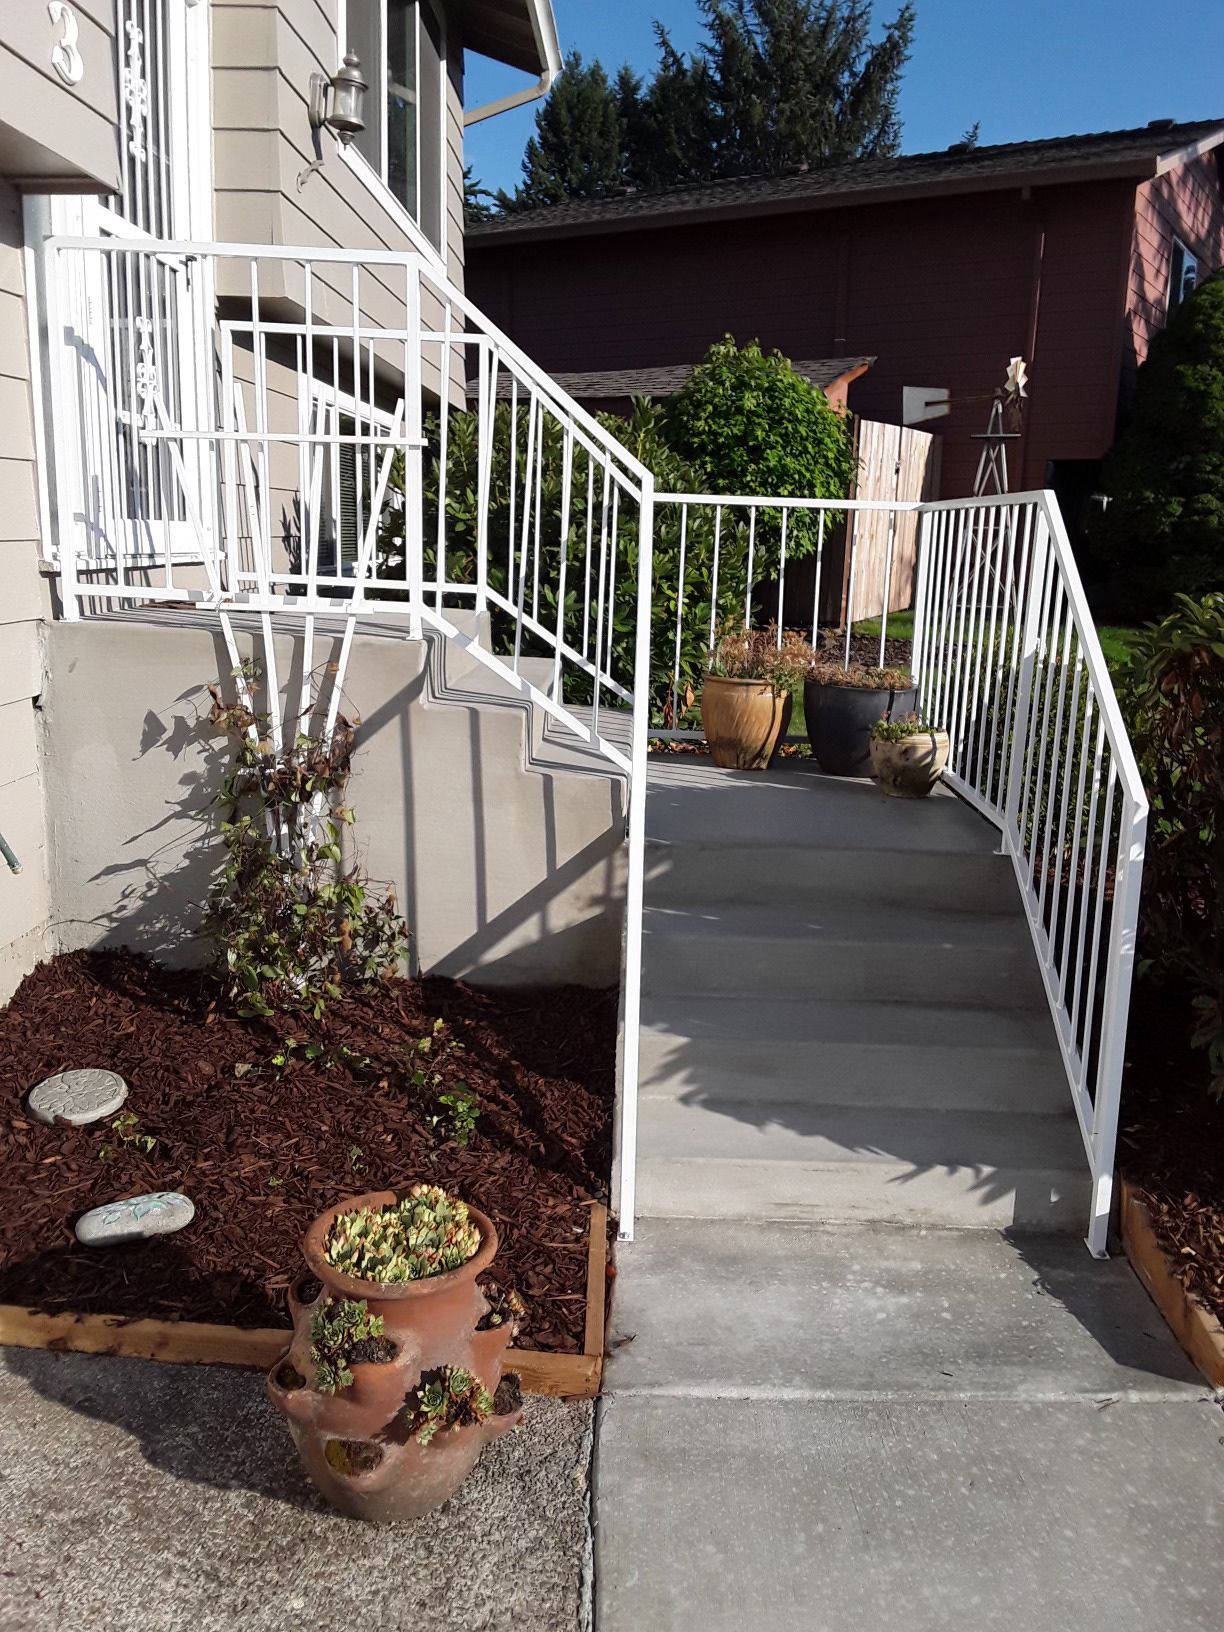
[37,237,1144,1253]
[40,234,655,1237]
[650,492,916,732]
[911,491,1147,1256]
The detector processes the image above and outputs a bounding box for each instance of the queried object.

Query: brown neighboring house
[468,119,1224,502]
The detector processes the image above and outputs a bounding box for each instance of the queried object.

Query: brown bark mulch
[0,951,616,1352]
[1119,979,1224,1324]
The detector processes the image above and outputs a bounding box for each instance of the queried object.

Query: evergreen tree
[463,166,497,225]
[497,2,916,212]
[1091,270,1224,618]
[498,51,625,213]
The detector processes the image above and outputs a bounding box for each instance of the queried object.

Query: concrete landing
[595,1222,1223,1632]
[0,1350,593,1632]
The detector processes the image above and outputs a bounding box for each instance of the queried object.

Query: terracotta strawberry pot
[700,675,792,770]
[869,728,950,798]
[267,1189,521,1522]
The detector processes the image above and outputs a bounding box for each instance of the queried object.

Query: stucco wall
[0,181,52,1001]
[42,619,626,988]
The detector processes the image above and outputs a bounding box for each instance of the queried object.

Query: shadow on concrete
[1,1337,325,1514]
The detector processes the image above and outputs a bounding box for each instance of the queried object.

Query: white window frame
[337,0,450,269]
[1169,237,1199,317]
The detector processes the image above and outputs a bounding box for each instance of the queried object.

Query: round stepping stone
[75,1192,195,1247]
[28,1068,128,1127]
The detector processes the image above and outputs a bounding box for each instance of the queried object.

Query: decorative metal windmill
[972,357,1028,496]
[902,357,1030,494]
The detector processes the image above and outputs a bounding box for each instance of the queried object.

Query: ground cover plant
[0,951,614,1351]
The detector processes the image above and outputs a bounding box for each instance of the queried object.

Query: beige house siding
[0,181,51,1001]
[211,0,466,291]
[0,0,120,191]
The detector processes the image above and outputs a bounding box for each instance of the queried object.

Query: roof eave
[462,0,561,78]
[469,152,1184,248]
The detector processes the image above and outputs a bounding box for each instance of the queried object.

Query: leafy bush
[707,623,812,693]
[1092,271,1224,618]
[1124,593,1224,1094]
[663,337,857,545]
[202,681,407,1020]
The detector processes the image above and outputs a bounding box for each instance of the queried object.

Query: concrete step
[644,836,1020,914]
[634,1098,1090,1232]
[638,994,1069,1114]
[641,901,1047,1008]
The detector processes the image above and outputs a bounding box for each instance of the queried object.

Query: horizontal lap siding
[0,182,51,999]
[212,1,467,302]
[0,1,120,190]
[1127,151,1224,392]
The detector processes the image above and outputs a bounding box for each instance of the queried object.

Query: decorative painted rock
[28,1068,128,1127]
[74,1192,195,1247]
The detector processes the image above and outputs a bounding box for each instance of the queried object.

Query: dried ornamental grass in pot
[868,714,950,798]
[700,625,811,770]
[803,659,917,776]
[267,1185,523,1521]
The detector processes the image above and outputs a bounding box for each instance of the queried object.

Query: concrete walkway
[594,1221,1224,1631]
[0,1349,594,1632]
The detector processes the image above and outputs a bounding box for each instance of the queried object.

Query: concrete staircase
[637,755,1090,1233]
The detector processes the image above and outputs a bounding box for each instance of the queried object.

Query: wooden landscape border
[1120,1179,1224,1389]
[0,1203,609,1400]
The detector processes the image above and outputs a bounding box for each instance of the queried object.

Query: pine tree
[623,27,722,192]
[696,0,917,177]
[498,51,625,213]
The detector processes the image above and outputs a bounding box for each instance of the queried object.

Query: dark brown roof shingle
[468,358,875,401]
[469,118,1224,243]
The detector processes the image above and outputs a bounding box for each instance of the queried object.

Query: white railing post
[1002,510,1051,847]
[474,338,492,615]
[1086,796,1148,1257]
[911,507,933,693]
[404,257,425,638]
[614,471,656,1242]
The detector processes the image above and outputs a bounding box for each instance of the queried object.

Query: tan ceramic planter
[267,1189,521,1522]
[869,728,950,798]
[700,676,792,770]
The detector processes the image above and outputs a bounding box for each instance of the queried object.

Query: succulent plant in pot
[701,623,812,770]
[869,713,950,798]
[267,1184,523,1522]
[803,659,916,776]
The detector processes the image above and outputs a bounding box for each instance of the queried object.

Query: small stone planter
[803,677,917,776]
[700,675,792,770]
[267,1189,522,1522]
[869,727,950,798]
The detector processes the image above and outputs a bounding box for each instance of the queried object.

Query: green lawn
[851,611,1140,677]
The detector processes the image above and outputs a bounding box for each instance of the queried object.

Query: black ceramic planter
[803,678,917,776]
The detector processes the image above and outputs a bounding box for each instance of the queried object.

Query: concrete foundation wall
[42,620,626,988]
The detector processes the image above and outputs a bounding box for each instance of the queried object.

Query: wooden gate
[842,419,942,620]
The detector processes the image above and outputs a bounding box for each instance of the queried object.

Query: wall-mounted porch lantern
[308,53,368,146]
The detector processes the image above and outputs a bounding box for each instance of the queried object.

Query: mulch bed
[1119,978,1224,1324]
[0,952,616,1352]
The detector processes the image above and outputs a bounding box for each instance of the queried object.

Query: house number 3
[48,3,85,87]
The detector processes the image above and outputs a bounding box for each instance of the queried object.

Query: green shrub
[663,338,857,543]
[1123,593,1224,1094]
[1092,271,1224,618]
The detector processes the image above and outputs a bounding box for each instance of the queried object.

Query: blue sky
[466,0,1224,196]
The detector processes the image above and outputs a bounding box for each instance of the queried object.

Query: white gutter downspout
[464,0,562,126]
